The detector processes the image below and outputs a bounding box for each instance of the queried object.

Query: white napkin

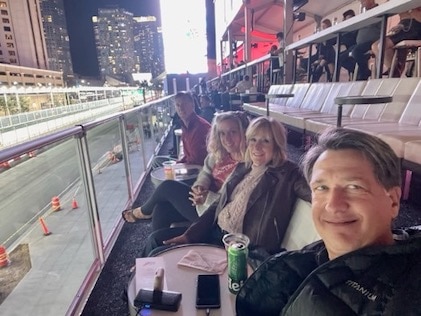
[177,249,227,274]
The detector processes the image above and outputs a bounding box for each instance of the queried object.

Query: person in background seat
[338,9,358,79]
[231,75,254,93]
[151,91,211,168]
[236,127,421,316]
[371,6,421,77]
[350,0,381,80]
[198,94,216,124]
[311,19,336,82]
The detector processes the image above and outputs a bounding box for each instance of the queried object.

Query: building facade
[132,16,164,79]
[0,0,48,70]
[39,0,74,84]
[92,7,136,84]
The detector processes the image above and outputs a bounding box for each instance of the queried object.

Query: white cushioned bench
[281,198,320,251]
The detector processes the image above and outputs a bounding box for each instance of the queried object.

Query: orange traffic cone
[51,196,61,211]
[0,245,10,268]
[28,150,37,158]
[71,197,79,209]
[39,217,52,236]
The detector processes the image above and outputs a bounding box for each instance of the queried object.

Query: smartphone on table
[196,274,221,309]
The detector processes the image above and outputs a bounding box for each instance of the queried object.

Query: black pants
[141,180,199,231]
[351,41,374,80]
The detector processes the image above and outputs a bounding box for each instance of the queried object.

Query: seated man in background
[236,127,421,316]
[350,0,381,80]
[311,19,336,82]
[371,6,421,77]
[231,75,254,93]
[153,91,211,168]
[338,9,358,77]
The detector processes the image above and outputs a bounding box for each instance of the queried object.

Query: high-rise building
[92,6,136,84]
[39,0,74,83]
[0,0,48,69]
[132,16,164,78]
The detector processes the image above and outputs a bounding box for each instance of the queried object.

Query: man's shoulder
[187,113,211,130]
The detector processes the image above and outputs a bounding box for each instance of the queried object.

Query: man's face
[175,96,194,121]
[309,149,400,259]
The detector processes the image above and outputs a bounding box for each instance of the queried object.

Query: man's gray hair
[301,128,401,189]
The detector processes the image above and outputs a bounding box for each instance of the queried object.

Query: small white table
[127,244,253,316]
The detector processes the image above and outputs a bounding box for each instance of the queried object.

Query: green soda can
[227,242,248,294]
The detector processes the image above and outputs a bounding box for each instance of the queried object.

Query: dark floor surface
[81,131,421,316]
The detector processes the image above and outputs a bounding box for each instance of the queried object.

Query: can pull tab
[153,267,164,291]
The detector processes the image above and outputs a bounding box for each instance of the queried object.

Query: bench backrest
[350,78,399,119]
[398,80,421,126]
[284,83,311,109]
[299,82,334,112]
[281,198,320,251]
[372,77,421,123]
[318,81,366,116]
[269,84,294,106]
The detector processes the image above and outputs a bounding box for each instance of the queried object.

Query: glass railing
[0,94,175,316]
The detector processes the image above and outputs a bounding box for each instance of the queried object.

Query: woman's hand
[163,234,189,245]
[189,185,209,206]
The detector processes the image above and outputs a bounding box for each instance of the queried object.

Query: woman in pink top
[122,111,249,231]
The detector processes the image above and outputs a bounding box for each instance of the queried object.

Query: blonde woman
[122,111,249,231]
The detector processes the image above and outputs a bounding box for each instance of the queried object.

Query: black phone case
[134,289,182,312]
[196,274,221,309]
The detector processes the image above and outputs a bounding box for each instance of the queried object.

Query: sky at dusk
[63,0,160,77]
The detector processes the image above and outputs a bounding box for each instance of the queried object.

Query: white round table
[127,244,253,316]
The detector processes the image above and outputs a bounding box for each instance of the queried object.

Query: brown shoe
[122,207,152,223]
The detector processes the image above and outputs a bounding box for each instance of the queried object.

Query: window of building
[2,18,9,23]
[5,34,12,40]
[0,2,7,8]
[10,58,17,63]
[0,50,3,55]
[8,50,15,56]
[6,42,13,48]
[1,9,7,15]
[3,26,10,32]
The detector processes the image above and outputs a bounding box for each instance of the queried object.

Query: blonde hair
[244,116,287,168]
[207,111,249,162]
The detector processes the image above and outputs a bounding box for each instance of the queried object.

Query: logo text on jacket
[345,280,377,301]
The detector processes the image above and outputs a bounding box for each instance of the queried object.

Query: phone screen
[196,274,221,309]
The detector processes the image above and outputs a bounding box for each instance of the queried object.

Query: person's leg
[351,41,373,80]
[372,37,395,73]
[142,227,188,257]
[339,47,356,73]
[151,201,195,231]
[141,180,196,219]
[311,63,323,82]
[327,63,334,81]
[122,180,193,222]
